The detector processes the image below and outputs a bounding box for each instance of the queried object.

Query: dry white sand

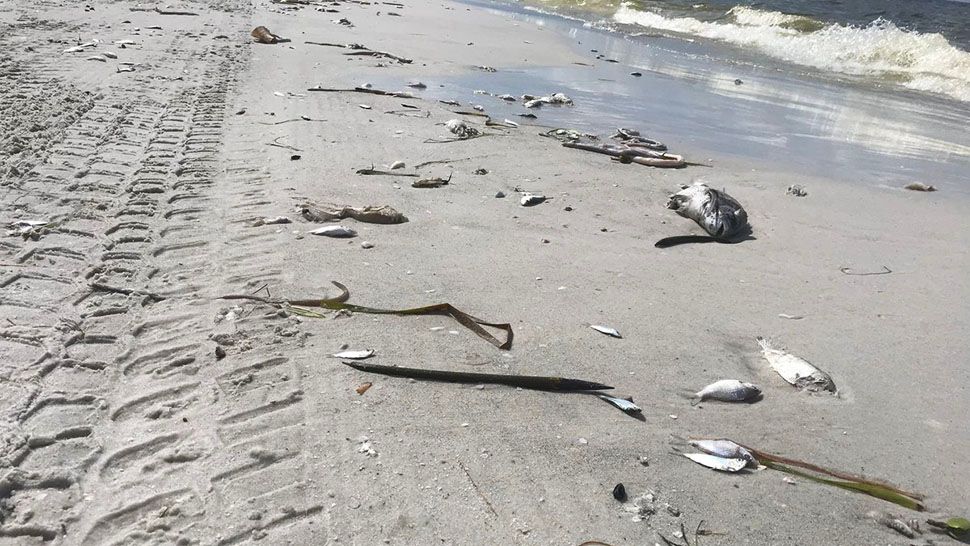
[1,0,967,544]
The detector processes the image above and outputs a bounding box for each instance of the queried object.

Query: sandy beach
[1,0,968,544]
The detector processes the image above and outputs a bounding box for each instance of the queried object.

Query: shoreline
[0,0,967,544]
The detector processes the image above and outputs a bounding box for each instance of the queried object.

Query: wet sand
[1,0,968,544]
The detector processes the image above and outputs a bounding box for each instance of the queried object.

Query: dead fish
[114,40,136,46]
[389,161,405,170]
[103,51,118,59]
[406,81,427,89]
[412,176,450,188]
[757,337,836,393]
[904,182,936,192]
[497,94,516,102]
[252,216,291,226]
[439,99,461,106]
[445,118,480,138]
[251,26,280,44]
[332,349,375,359]
[309,225,357,238]
[693,379,761,404]
[590,324,622,338]
[520,193,547,206]
[86,55,107,62]
[665,182,749,241]
[683,452,748,473]
[688,438,759,467]
[598,394,641,415]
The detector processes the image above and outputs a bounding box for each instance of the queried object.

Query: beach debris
[757,337,835,393]
[734,441,925,510]
[342,361,611,391]
[782,476,796,484]
[519,193,547,207]
[412,174,452,188]
[518,113,537,119]
[308,85,414,97]
[219,281,513,349]
[868,511,921,538]
[251,26,282,44]
[301,203,408,224]
[252,216,292,226]
[683,453,748,473]
[389,160,406,170]
[114,39,136,46]
[926,517,970,538]
[497,94,516,102]
[334,17,354,26]
[612,484,628,502]
[406,81,427,89]
[839,265,892,276]
[473,168,488,175]
[631,72,642,77]
[904,182,936,192]
[291,154,301,161]
[662,182,749,242]
[86,55,107,62]
[786,184,807,197]
[8,219,47,237]
[494,191,505,198]
[598,394,641,416]
[439,99,461,106]
[687,438,759,467]
[522,92,573,108]
[693,379,761,404]
[611,127,667,151]
[356,382,373,395]
[477,65,497,72]
[215,346,227,360]
[361,241,374,249]
[734,78,743,85]
[103,51,118,59]
[63,40,99,53]
[445,119,481,139]
[332,349,375,360]
[309,225,358,238]
[590,324,622,338]
[777,313,803,320]
[117,64,136,73]
[357,436,378,457]
[153,7,200,15]
[358,104,372,110]
[356,165,419,177]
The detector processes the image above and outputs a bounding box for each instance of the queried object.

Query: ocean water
[370,0,970,192]
[522,0,970,102]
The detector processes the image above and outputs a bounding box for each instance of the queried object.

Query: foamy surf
[613,4,970,102]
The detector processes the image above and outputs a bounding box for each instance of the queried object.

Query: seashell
[683,453,748,473]
[333,349,375,359]
[590,324,621,338]
[251,26,280,44]
[309,225,357,238]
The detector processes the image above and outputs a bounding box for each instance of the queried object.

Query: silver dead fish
[598,394,641,415]
[590,324,622,338]
[757,337,836,393]
[688,438,759,467]
[332,349,375,360]
[682,452,747,473]
[693,379,761,404]
[309,225,357,238]
[665,182,749,241]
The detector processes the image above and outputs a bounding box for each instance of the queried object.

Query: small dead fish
[520,193,547,206]
[693,379,761,404]
[333,349,375,359]
[590,324,622,338]
[86,55,107,62]
[683,453,748,473]
[518,113,537,119]
[688,438,759,467]
[904,182,936,192]
[114,40,136,46]
[103,51,118,59]
[252,216,291,226]
[439,99,461,106]
[358,104,372,110]
[497,94,516,102]
[599,394,641,415]
[309,225,357,238]
[406,81,427,89]
[389,161,405,170]
[757,337,836,393]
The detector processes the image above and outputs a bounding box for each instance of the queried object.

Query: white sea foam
[613,4,970,102]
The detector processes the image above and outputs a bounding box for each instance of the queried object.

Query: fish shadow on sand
[654,226,756,249]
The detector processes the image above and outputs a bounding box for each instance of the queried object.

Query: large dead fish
[757,337,836,393]
[688,438,759,467]
[664,182,749,241]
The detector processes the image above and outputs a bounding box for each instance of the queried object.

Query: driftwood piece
[155,7,200,16]
[343,50,412,63]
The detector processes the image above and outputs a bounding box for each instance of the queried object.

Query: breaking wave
[613,4,970,102]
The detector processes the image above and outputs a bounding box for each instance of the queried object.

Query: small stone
[495,191,506,198]
[360,241,374,249]
[638,456,649,466]
[734,78,743,85]
[612,483,627,502]
[564,206,573,211]
[630,72,642,77]
[290,154,301,161]
[600,228,608,232]
[541,238,550,244]
[215,346,226,360]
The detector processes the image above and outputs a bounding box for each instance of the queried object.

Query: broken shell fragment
[309,225,357,238]
[519,193,547,206]
[356,382,373,395]
[590,324,622,338]
[683,453,748,473]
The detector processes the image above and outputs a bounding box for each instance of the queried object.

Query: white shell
[590,324,622,338]
[683,453,748,473]
[520,193,546,206]
[332,349,375,359]
[310,225,357,238]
